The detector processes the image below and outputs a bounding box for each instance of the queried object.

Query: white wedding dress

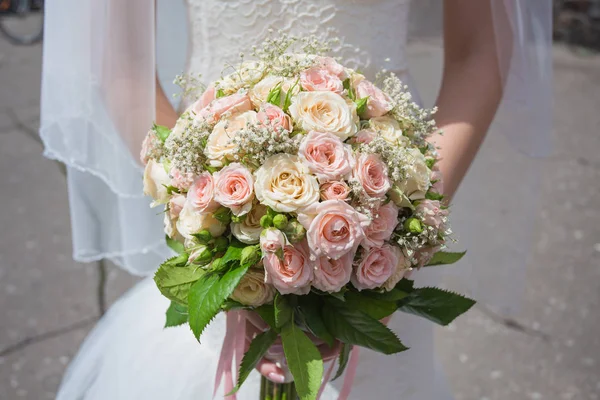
[55,1,452,399]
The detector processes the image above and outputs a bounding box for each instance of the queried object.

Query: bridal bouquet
[142,35,474,400]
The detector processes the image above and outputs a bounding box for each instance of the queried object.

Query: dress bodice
[183,0,411,82]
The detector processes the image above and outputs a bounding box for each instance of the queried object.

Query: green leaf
[397,287,475,326]
[154,256,203,305]
[322,300,408,355]
[395,278,415,293]
[216,88,226,98]
[165,235,185,254]
[266,82,283,107]
[425,192,445,201]
[221,299,245,311]
[187,263,250,340]
[425,251,466,266]
[281,321,324,400]
[255,304,277,329]
[165,301,188,328]
[153,123,171,142]
[343,78,355,101]
[344,291,398,320]
[283,78,300,112]
[220,239,246,267]
[355,96,369,115]
[164,185,180,195]
[274,294,293,328]
[297,296,335,347]
[312,287,347,302]
[332,343,352,381]
[363,288,409,302]
[229,330,278,395]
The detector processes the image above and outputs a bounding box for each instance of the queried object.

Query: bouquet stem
[260,376,296,400]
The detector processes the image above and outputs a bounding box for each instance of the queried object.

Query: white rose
[254,154,320,213]
[249,75,299,107]
[205,111,258,168]
[231,203,267,244]
[370,116,407,146]
[176,202,226,239]
[230,269,275,307]
[289,91,358,141]
[390,148,431,206]
[143,159,171,207]
[217,61,265,94]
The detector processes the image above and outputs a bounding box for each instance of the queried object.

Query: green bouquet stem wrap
[260,377,297,400]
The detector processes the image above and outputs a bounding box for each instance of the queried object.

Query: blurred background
[0,1,599,399]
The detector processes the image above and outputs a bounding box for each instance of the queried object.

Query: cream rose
[231,269,275,307]
[143,159,170,207]
[205,111,258,168]
[217,61,266,95]
[390,148,431,206]
[231,203,267,244]
[254,154,320,213]
[176,202,226,239]
[370,116,406,146]
[250,75,298,106]
[289,91,358,141]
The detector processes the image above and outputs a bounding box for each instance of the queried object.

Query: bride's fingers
[256,358,286,383]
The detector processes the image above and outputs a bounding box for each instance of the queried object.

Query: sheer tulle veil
[40,0,553,395]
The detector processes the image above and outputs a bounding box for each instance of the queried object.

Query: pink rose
[362,202,399,249]
[257,103,293,132]
[414,245,441,268]
[169,167,195,191]
[354,153,391,198]
[430,166,444,195]
[320,181,351,202]
[192,85,216,112]
[312,251,354,293]
[197,93,252,123]
[298,131,355,182]
[298,200,370,260]
[213,163,255,216]
[187,172,219,213]
[351,244,400,291]
[168,194,186,220]
[260,228,287,254]
[355,80,393,118]
[315,56,346,78]
[140,131,158,165]
[264,240,313,295]
[300,67,344,94]
[353,129,377,145]
[416,200,448,232]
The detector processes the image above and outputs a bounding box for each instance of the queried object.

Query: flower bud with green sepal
[260,215,274,229]
[273,214,289,230]
[189,245,213,265]
[283,219,306,243]
[213,236,230,253]
[240,245,261,268]
[404,217,423,234]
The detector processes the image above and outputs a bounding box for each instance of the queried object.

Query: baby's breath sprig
[166,114,213,175]
[228,122,302,170]
[173,73,206,101]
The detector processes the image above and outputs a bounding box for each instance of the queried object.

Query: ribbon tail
[337,347,360,400]
[214,311,238,399]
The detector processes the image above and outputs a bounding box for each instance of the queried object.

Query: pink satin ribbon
[214,312,360,400]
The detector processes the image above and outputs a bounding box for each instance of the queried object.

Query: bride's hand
[245,312,342,383]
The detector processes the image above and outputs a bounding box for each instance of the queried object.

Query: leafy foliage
[255,304,277,330]
[153,123,171,142]
[164,301,188,328]
[355,96,369,115]
[322,300,407,355]
[187,263,250,340]
[230,330,278,395]
[332,343,352,381]
[397,287,475,326]
[425,251,466,266]
[344,291,398,320]
[165,235,185,254]
[297,296,335,347]
[154,256,203,305]
[281,320,324,400]
[274,294,293,328]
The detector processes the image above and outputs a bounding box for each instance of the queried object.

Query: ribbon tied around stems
[214,311,360,400]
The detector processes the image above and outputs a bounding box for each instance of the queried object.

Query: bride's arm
[431,0,508,201]
[156,76,179,128]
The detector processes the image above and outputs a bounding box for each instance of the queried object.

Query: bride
[40,1,552,399]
